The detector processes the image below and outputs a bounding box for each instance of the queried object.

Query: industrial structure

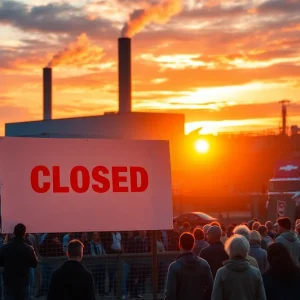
[5,37,185,213]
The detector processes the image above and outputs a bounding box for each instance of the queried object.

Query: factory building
[5,37,185,210]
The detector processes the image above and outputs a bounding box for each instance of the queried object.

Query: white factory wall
[5,112,185,213]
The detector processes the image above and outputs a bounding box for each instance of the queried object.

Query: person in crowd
[134,231,149,298]
[249,231,268,273]
[220,225,228,244]
[167,221,180,251]
[102,231,122,296]
[48,239,96,300]
[263,243,300,300]
[203,224,211,240]
[0,223,38,300]
[265,221,275,240]
[75,232,90,255]
[62,233,73,253]
[258,225,272,250]
[157,231,165,253]
[212,234,266,300]
[193,228,209,256]
[165,232,213,300]
[38,233,64,297]
[156,232,166,293]
[248,219,256,230]
[182,222,191,233]
[200,226,229,278]
[210,221,221,227]
[161,230,169,250]
[227,225,235,238]
[233,225,259,268]
[25,233,37,300]
[275,217,300,265]
[89,232,107,297]
[252,222,261,231]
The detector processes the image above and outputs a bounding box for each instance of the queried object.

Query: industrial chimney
[118,37,131,113]
[43,67,52,120]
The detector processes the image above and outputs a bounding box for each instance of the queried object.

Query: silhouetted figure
[165,232,213,300]
[200,226,229,278]
[212,235,266,300]
[263,243,300,300]
[48,239,96,300]
[0,224,38,300]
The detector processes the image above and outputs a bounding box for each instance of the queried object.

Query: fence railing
[34,251,179,299]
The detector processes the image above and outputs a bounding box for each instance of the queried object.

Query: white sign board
[0,137,173,233]
[277,200,286,217]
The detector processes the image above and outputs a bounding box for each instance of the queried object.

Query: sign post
[0,137,173,233]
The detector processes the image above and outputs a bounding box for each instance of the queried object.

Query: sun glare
[195,139,209,154]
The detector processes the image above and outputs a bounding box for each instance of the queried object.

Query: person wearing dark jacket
[48,239,96,300]
[200,226,229,278]
[165,232,213,300]
[263,243,300,300]
[0,223,38,300]
[193,228,209,256]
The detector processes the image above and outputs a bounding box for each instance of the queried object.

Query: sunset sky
[0,0,300,135]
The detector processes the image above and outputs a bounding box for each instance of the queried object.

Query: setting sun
[195,139,209,154]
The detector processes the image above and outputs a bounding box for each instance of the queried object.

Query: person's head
[67,239,84,261]
[265,221,273,231]
[193,228,205,241]
[249,230,261,245]
[203,224,211,238]
[80,232,88,242]
[295,219,300,228]
[277,217,292,233]
[210,221,221,227]
[207,226,222,244]
[252,222,260,231]
[227,225,235,237]
[13,223,26,238]
[182,222,191,232]
[258,225,268,238]
[225,234,250,259]
[91,232,100,243]
[248,220,255,230]
[233,225,250,241]
[179,232,195,252]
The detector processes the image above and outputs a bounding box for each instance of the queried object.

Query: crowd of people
[0,216,300,299]
[165,217,300,300]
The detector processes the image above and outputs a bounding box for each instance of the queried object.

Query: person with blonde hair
[212,235,266,300]
[249,231,268,273]
[233,225,259,268]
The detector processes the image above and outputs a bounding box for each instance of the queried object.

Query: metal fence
[34,251,179,300]
[4,230,181,300]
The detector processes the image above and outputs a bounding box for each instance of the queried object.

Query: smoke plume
[47,33,104,68]
[121,0,183,38]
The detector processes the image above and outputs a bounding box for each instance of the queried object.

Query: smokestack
[43,67,52,120]
[118,37,131,113]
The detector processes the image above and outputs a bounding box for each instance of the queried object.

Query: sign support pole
[152,230,158,300]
